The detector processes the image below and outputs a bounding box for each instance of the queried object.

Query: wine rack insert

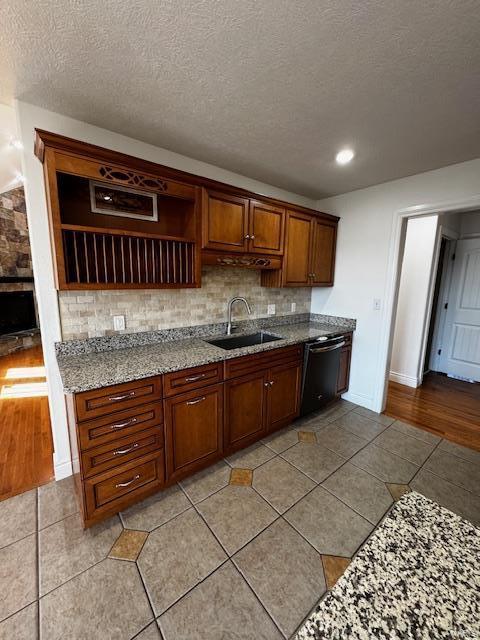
[62,229,195,286]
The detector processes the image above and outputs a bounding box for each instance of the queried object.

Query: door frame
[427,234,457,373]
[376,194,480,413]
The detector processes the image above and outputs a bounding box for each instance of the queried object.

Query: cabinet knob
[264,382,270,387]
[245,234,250,239]
[250,235,255,240]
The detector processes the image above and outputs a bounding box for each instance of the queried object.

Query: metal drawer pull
[108,391,136,402]
[116,474,140,488]
[186,396,206,405]
[113,443,139,456]
[185,374,206,382]
[110,417,137,430]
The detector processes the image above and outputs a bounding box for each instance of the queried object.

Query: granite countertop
[57,321,353,394]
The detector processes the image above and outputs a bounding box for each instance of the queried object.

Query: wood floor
[0,345,54,501]
[385,372,480,452]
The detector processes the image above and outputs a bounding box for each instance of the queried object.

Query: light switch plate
[113,315,126,331]
[291,302,296,312]
[373,299,381,311]
[267,304,276,315]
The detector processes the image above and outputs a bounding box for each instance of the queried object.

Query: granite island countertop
[57,321,354,394]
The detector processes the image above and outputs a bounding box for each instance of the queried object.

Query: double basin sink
[205,331,281,351]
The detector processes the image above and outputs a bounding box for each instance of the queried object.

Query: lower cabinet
[266,362,302,433]
[224,370,269,452]
[164,383,223,481]
[70,342,354,528]
[224,360,302,451]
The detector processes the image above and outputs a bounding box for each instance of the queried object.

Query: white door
[439,238,480,381]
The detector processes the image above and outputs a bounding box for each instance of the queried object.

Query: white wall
[312,158,480,411]
[460,210,480,237]
[0,103,23,193]
[15,100,316,480]
[389,215,439,387]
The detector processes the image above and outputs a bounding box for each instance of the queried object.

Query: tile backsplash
[58,266,312,340]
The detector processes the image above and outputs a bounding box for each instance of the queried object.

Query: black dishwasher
[300,335,346,416]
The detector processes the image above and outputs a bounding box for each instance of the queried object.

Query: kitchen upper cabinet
[248,200,285,255]
[202,190,249,253]
[310,218,336,286]
[266,361,302,432]
[283,210,312,285]
[203,190,284,256]
[261,209,337,287]
[224,370,268,452]
[165,383,223,481]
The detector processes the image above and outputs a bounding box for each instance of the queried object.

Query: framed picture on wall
[89,180,158,221]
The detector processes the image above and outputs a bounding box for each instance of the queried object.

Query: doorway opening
[0,185,54,500]
[385,210,480,450]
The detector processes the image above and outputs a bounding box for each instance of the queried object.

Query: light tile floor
[1,401,479,639]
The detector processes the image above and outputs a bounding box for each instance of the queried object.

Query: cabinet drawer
[225,344,302,379]
[78,401,163,451]
[85,451,165,514]
[81,427,164,478]
[75,377,162,422]
[163,362,223,397]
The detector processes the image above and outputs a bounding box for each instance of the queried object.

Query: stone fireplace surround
[0,186,41,356]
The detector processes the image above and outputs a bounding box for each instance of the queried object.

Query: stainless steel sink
[205,331,282,350]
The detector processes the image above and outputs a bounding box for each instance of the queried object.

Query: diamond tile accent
[321,555,351,589]
[298,431,317,443]
[386,483,411,501]
[109,529,149,561]
[229,468,253,486]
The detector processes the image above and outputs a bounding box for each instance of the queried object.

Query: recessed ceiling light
[335,148,355,165]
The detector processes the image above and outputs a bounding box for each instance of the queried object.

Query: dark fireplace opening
[0,291,38,336]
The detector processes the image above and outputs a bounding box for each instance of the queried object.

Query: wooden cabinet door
[310,219,336,286]
[248,200,284,255]
[224,370,268,452]
[283,210,313,286]
[203,190,249,252]
[337,346,351,394]
[165,383,223,481]
[266,362,302,433]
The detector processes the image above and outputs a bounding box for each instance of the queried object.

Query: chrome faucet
[226,297,252,335]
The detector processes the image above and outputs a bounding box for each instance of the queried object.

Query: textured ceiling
[1,0,479,198]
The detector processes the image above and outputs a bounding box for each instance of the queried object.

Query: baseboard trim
[389,371,420,388]
[54,458,73,480]
[341,391,375,411]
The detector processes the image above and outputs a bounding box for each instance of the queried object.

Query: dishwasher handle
[309,341,346,354]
